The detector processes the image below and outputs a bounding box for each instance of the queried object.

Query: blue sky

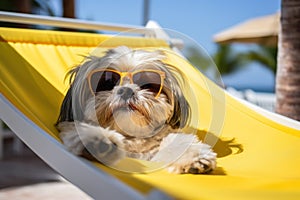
[52,0,280,92]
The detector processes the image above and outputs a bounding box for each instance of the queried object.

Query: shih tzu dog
[56,46,216,174]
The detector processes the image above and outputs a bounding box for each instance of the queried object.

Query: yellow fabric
[1,27,300,200]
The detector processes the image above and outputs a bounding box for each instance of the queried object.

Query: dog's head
[57,46,190,138]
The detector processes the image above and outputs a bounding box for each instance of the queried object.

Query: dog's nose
[117,87,134,100]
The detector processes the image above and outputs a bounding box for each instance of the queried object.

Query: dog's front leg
[168,142,217,174]
[153,133,217,174]
[57,121,125,165]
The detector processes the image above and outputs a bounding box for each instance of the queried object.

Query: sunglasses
[87,69,166,98]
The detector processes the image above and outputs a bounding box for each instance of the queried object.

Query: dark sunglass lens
[133,72,161,95]
[90,71,120,93]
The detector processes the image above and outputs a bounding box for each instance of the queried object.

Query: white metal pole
[0,11,154,35]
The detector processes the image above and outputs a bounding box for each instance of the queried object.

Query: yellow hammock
[1,27,300,200]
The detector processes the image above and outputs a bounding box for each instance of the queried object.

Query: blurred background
[0,0,292,199]
[0,0,279,93]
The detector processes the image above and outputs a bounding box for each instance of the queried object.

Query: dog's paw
[81,132,125,165]
[168,142,217,174]
[58,122,125,165]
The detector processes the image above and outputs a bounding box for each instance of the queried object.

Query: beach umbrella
[213,13,279,46]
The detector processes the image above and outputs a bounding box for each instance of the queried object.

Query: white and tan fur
[56,46,216,174]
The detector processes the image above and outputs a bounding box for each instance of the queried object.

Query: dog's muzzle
[117,87,134,100]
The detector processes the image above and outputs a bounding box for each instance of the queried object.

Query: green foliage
[242,46,277,74]
[213,44,248,75]
[186,43,278,75]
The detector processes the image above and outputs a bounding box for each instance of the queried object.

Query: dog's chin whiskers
[129,102,151,120]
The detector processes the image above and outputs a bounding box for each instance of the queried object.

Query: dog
[56,46,216,174]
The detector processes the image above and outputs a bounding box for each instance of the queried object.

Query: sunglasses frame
[87,69,166,98]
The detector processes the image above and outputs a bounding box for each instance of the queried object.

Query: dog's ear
[162,62,191,129]
[56,67,80,126]
[168,88,191,129]
[56,85,74,125]
[56,49,117,127]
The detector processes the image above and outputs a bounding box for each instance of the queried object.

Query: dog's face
[58,46,190,138]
